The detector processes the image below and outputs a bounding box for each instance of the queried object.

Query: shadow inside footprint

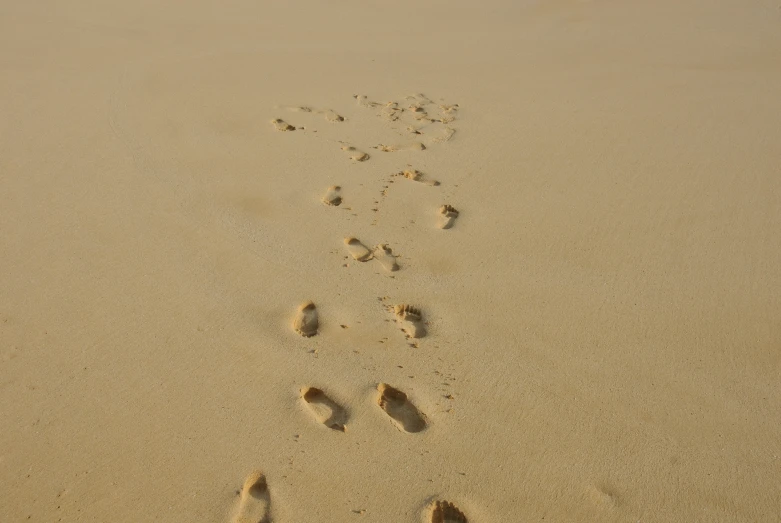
[430,500,468,523]
[377,383,427,433]
[233,471,271,523]
[302,387,349,431]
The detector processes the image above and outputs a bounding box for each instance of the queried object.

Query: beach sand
[1,0,780,521]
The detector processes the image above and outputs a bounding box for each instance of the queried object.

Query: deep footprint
[322,185,342,206]
[429,500,468,523]
[377,383,427,433]
[302,387,349,431]
[344,237,372,261]
[438,205,459,229]
[233,471,271,523]
[292,301,318,337]
[270,118,295,131]
[394,304,426,338]
[373,244,399,272]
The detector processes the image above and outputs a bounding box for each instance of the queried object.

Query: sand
[1,0,780,521]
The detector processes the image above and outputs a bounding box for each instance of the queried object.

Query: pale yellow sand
[1,0,780,521]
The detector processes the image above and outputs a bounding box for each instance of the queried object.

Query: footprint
[354,94,381,108]
[292,301,318,337]
[394,304,426,338]
[319,109,345,122]
[232,471,271,523]
[377,383,427,433]
[373,244,399,272]
[279,105,313,113]
[438,205,459,229]
[302,387,348,431]
[270,118,296,132]
[280,105,344,122]
[397,169,439,187]
[430,126,456,143]
[406,104,431,121]
[341,145,370,162]
[375,142,426,152]
[344,237,372,261]
[438,104,459,122]
[429,500,468,523]
[405,92,435,105]
[322,186,342,206]
[380,102,403,121]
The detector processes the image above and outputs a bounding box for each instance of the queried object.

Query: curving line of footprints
[231,94,468,523]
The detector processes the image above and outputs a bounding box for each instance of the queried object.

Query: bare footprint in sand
[292,301,318,337]
[375,142,426,152]
[354,94,379,108]
[398,169,439,186]
[438,205,459,229]
[373,244,399,272]
[270,118,295,132]
[280,105,345,122]
[341,145,370,162]
[429,500,468,523]
[394,304,426,338]
[233,471,271,523]
[429,126,456,144]
[302,387,348,431]
[344,237,372,261]
[320,108,345,122]
[377,383,427,433]
[322,185,342,206]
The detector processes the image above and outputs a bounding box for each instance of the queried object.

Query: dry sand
[2,0,781,521]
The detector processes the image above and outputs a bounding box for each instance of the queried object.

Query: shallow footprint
[233,471,271,523]
[280,105,344,122]
[354,94,382,108]
[394,304,426,338]
[341,145,370,162]
[302,387,348,431]
[270,118,295,132]
[375,142,426,152]
[319,108,345,122]
[377,383,427,433]
[344,237,372,261]
[373,244,399,272]
[429,500,468,523]
[398,169,439,186]
[322,185,342,206]
[292,301,318,337]
[438,205,459,229]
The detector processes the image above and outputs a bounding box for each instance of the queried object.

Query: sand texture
[1,0,781,521]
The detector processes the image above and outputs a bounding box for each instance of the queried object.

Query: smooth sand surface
[2,1,780,521]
